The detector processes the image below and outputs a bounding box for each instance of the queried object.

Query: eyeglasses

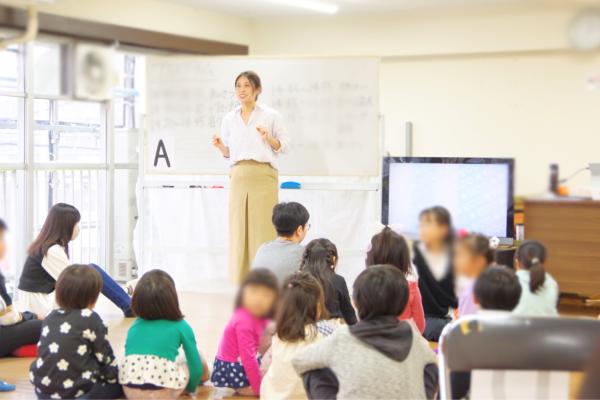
[305,223,312,231]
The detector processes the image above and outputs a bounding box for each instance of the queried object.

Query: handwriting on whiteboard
[146,57,379,176]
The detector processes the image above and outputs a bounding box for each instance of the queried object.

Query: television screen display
[382,157,514,238]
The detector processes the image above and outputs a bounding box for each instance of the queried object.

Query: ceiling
[162,0,561,18]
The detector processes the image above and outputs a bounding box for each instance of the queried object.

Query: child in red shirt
[366,227,425,333]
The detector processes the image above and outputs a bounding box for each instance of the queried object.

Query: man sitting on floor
[252,202,310,283]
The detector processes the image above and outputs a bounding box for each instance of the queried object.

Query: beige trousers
[229,160,278,283]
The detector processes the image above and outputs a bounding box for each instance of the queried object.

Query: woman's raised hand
[256,126,271,141]
[212,134,224,148]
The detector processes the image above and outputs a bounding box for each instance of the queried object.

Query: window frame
[0,32,141,289]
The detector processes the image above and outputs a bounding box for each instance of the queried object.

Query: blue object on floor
[281,181,301,189]
[0,381,16,392]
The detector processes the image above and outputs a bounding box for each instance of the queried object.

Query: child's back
[31,308,118,399]
[293,266,438,400]
[120,318,202,392]
[119,269,206,398]
[261,272,337,400]
[30,264,122,400]
[301,239,357,325]
[293,323,435,399]
[262,322,334,399]
[513,270,558,316]
[252,239,304,283]
[513,240,558,316]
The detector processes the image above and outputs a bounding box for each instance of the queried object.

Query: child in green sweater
[119,270,209,398]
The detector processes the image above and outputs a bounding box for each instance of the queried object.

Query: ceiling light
[265,0,339,15]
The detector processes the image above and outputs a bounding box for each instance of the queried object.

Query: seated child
[301,239,357,325]
[513,240,559,316]
[292,265,438,400]
[252,202,310,283]
[0,218,42,359]
[413,206,458,341]
[452,265,522,400]
[261,272,336,399]
[454,233,494,318]
[212,269,279,396]
[366,227,425,333]
[119,270,209,399]
[474,265,522,313]
[30,264,122,399]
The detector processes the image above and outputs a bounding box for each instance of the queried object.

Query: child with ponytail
[300,239,357,325]
[513,240,559,316]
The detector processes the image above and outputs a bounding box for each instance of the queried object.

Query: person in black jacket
[300,239,357,325]
[413,206,458,341]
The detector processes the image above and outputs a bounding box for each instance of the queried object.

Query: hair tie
[531,257,540,264]
[457,228,470,239]
[489,236,500,249]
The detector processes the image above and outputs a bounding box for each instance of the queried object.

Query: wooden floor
[0,292,235,400]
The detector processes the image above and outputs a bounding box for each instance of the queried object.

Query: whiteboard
[145,56,380,176]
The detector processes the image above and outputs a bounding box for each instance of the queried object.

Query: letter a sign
[149,136,174,171]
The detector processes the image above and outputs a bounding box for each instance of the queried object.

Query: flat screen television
[382,157,515,239]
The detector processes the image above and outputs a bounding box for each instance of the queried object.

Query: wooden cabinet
[524,200,600,298]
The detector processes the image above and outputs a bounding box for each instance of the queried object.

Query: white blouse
[220,103,289,170]
[19,244,70,317]
[418,242,450,282]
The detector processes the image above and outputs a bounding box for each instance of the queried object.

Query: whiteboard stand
[405,121,414,157]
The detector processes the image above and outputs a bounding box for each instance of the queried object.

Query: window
[0,45,24,92]
[33,41,67,96]
[0,37,144,293]
[0,170,25,289]
[34,99,104,163]
[0,96,24,163]
[112,53,144,279]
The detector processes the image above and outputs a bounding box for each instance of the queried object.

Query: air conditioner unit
[73,43,118,101]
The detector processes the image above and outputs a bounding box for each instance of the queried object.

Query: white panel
[136,186,380,292]
[387,162,510,237]
[145,56,380,176]
[471,370,569,400]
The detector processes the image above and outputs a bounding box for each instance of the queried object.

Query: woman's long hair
[300,239,338,310]
[28,203,80,258]
[515,240,547,293]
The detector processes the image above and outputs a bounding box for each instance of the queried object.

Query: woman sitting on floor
[18,203,132,317]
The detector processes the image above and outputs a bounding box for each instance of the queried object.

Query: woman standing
[212,71,289,283]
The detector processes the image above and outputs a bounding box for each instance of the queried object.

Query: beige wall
[380,52,600,195]
[250,3,600,195]
[7,0,599,194]
[250,3,578,57]
[0,0,254,46]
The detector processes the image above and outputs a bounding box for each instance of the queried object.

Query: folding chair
[438,314,600,400]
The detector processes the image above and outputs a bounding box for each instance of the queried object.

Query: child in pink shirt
[454,233,494,318]
[366,227,426,333]
[212,269,279,396]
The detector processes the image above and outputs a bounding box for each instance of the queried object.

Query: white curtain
[134,177,381,292]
